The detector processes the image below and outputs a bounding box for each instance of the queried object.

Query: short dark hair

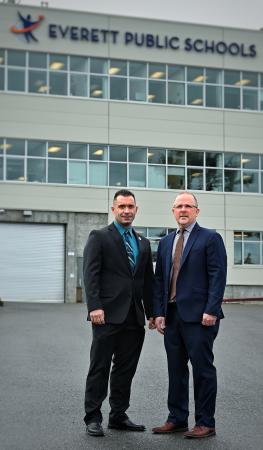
[113,189,136,202]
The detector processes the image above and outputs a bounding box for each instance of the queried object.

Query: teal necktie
[124,231,136,271]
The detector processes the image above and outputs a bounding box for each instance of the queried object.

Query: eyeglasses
[173,204,198,210]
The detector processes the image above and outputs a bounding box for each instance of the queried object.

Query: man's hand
[90,309,105,325]
[155,316,166,334]
[202,313,217,327]
[148,317,156,329]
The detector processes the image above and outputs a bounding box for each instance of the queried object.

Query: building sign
[10,11,257,58]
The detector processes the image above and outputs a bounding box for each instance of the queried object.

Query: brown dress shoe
[152,422,188,434]
[184,425,216,438]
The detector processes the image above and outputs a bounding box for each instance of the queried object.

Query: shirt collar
[114,221,133,236]
[177,221,196,234]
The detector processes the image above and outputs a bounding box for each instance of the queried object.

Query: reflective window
[28,70,48,94]
[168,82,185,105]
[206,85,222,108]
[206,169,223,191]
[148,81,166,103]
[48,142,67,158]
[6,158,25,180]
[243,89,258,110]
[109,59,127,76]
[28,140,46,157]
[224,170,241,192]
[206,152,223,167]
[129,62,146,77]
[90,75,108,98]
[69,143,87,159]
[148,166,166,188]
[110,77,127,100]
[187,84,203,106]
[70,56,88,72]
[69,161,87,184]
[187,168,203,189]
[90,58,108,74]
[260,90,263,111]
[89,144,108,161]
[149,63,166,79]
[0,68,4,90]
[167,167,185,189]
[187,67,204,83]
[6,139,25,155]
[224,87,240,109]
[129,79,146,101]
[243,172,259,193]
[89,162,107,185]
[27,158,46,182]
[148,148,165,164]
[0,157,3,179]
[206,68,223,84]
[129,164,146,187]
[109,163,127,186]
[224,153,241,168]
[70,74,87,97]
[48,159,67,183]
[110,146,127,162]
[50,72,67,95]
[0,49,5,65]
[49,54,67,71]
[7,50,26,66]
[187,151,203,166]
[224,70,241,85]
[242,154,258,169]
[234,240,242,264]
[168,65,185,81]
[129,147,147,163]
[242,71,258,87]
[7,69,25,91]
[167,150,185,165]
[29,52,47,68]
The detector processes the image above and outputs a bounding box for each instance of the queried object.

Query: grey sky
[21,0,263,30]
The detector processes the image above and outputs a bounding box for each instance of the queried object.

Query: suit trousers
[164,303,220,428]
[84,303,145,425]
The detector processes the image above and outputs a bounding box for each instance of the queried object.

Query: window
[234,231,262,265]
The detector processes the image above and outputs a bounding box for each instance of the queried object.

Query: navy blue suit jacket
[153,223,227,322]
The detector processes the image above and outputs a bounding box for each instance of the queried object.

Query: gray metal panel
[0,223,65,302]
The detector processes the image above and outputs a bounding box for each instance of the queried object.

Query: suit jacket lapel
[133,230,143,275]
[180,223,200,269]
[108,223,131,273]
[165,231,176,286]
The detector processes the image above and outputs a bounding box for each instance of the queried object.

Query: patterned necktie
[124,230,136,271]
[169,228,184,300]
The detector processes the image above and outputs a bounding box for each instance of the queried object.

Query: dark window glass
[148,81,166,103]
[167,150,185,165]
[48,142,67,158]
[6,139,25,155]
[0,68,4,90]
[243,172,259,193]
[206,169,223,191]
[0,49,5,65]
[109,163,127,186]
[148,148,166,164]
[168,65,185,81]
[242,71,258,87]
[242,154,258,169]
[234,241,242,264]
[90,75,108,98]
[6,158,24,180]
[8,50,26,66]
[224,87,240,109]
[149,63,166,79]
[206,85,222,108]
[129,79,146,101]
[8,69,25,91]
[168,82,185,105]
[110,146,127,162]
[243,232,260,241]
[206,152,223,167]
[243,89,258,111]
[28,70,48,94]
[0,157,3,179]
[110,77,127,100]
[187,67,204,83]
[49,54,67,71]
[167,167,185,189]
[69,143,87,159]
[28,140,46,157]
[90,58,108,74]
[29,52,47,68]
[224,70,241,85]
[129,62,147,77]
[129,164,146,187]
[129,147,147,163]
[187,151,203,166]
[224,170,241,192]
[48,159,67,183]
[89,144,108,161]
[224,153,241,168]
[50,72,67,95]
[187,168,203,190]
[70,74,87,97]
[206,68,222,84]
[109,60,127,76]
[243,243,260,264]
[70,56,88,72]
[27,158,46,182]
[187,84,203,106]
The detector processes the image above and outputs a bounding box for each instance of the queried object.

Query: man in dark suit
[152,192,227,439]
[83,189,155,437]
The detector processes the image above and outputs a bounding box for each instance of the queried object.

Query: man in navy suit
[152,192,227,439]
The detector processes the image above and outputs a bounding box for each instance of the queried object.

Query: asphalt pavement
[0,302,262,450]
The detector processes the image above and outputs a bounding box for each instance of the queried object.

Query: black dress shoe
[86,422,104,436]
[108,418,145,431]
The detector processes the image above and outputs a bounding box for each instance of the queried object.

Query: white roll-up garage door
[0,223,65,303]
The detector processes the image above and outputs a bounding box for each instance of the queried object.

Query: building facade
[0,2,263,302]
